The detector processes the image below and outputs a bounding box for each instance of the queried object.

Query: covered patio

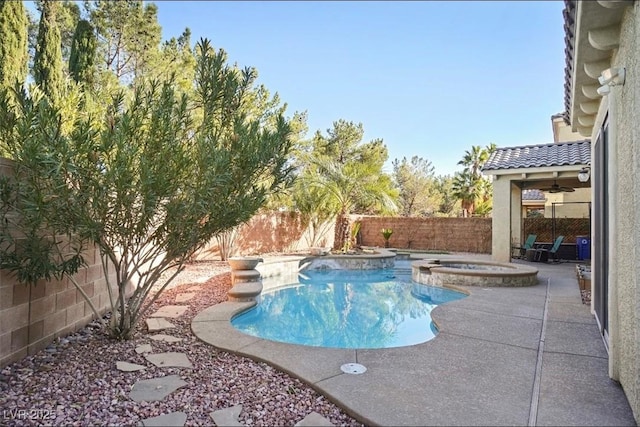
[483,139,591,263]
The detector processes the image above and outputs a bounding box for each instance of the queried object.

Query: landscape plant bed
[0,263,363,427]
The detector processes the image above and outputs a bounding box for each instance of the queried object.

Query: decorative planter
[228,256,263,270]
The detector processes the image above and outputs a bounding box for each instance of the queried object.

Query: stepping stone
[295,412,334,426]
[146,318,176,332]
[189,285,202,291]
[149,334,183,343]
[116,361,146,372]
[175,293,195,303]
[149,305,189,318]
[210,404,243,426]
[141,411,187,426]
[129,375,186,402]
[145,352,193,369]
[135,344,153,354]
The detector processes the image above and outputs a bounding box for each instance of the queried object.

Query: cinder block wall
[356,216,492,253]
[0,157,118,368]
[204,213,492,256]
[0,247,117,368]
[202,211,336,257]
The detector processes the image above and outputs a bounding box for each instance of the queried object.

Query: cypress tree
[0,0,29,88]
[33,0,63,101]
[68,19,96,86]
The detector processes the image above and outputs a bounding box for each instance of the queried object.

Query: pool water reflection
[231,269,466,349]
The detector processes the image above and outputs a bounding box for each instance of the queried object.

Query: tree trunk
[333,211,351,251]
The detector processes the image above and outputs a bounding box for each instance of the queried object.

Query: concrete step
[228,281,263,301]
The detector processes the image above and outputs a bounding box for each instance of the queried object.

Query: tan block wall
[0,158,118,368]
[202,213,491,258]
[202,211,336,257]
[355,216,492,253]
[0,247,117,368]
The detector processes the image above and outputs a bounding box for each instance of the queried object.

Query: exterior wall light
[598,67,625,86]
[597,67,625,96]
[578,167,591,183]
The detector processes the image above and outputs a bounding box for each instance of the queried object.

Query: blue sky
[30,1,566,176]
[152,1,566,176]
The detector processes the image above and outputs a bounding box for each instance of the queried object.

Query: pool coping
[191,255,636,426]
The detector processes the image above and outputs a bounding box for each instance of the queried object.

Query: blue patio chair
[535,235,565,263]
[512,234,537,259]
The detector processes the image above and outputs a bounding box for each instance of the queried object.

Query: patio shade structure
[482,139,591,263]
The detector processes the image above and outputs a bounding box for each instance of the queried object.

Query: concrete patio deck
[191,254,636,426]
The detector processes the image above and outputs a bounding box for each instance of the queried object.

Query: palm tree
[452,170,480,217]
[304,156,397,251]
[454,143,496,217]
[458,143,496,179]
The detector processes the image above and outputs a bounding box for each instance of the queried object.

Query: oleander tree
[0,38,294,340]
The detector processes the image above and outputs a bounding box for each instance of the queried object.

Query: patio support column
[491,176,513,263]
[511,183,523,255]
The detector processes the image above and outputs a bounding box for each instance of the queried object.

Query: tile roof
[562,0,577,125]
[482,140,590,171]
[522,189,545,201]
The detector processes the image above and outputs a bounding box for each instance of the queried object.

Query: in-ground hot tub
[412,258,538,287]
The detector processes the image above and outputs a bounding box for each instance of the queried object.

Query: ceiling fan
[539,180,575,193]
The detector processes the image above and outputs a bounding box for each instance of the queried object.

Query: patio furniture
[535,235,565,263]
[512,234,537,259]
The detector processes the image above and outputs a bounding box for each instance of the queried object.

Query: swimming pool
[231,268,466,349]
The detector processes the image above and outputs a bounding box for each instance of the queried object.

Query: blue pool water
[231,268,466,349]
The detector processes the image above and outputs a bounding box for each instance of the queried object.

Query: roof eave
[484,164,589,177]
[565,0,633,136]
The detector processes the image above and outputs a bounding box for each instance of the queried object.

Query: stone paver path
[135,344,153,354]
[116,361,146,372]
[129,375,187,402]
[295,412,334,426]
[149,305,189,318]
[141,411,187,426]
[175,293,196,303]
[149,334,182,343]
[210,405,243,426]
[146,317,176,331]
[145,352,193,368]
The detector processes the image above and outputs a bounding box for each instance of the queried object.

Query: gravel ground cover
[0,261,364,426]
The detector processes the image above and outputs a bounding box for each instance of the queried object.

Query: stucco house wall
[601,3,640,420]
[543,188,591,218]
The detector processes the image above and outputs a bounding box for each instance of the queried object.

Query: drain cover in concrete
[146,318,176,331]
[141,411,187,426]
[210,404,243,426]
[340,363,367,374]
[129,375,186,402]
[149,334,183,343]
[135,344,153,354]
[145,352,193,368]
[116,361,147,372]
[295,411,334,426]
[149,305,189,318]
[175,293,195,303]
